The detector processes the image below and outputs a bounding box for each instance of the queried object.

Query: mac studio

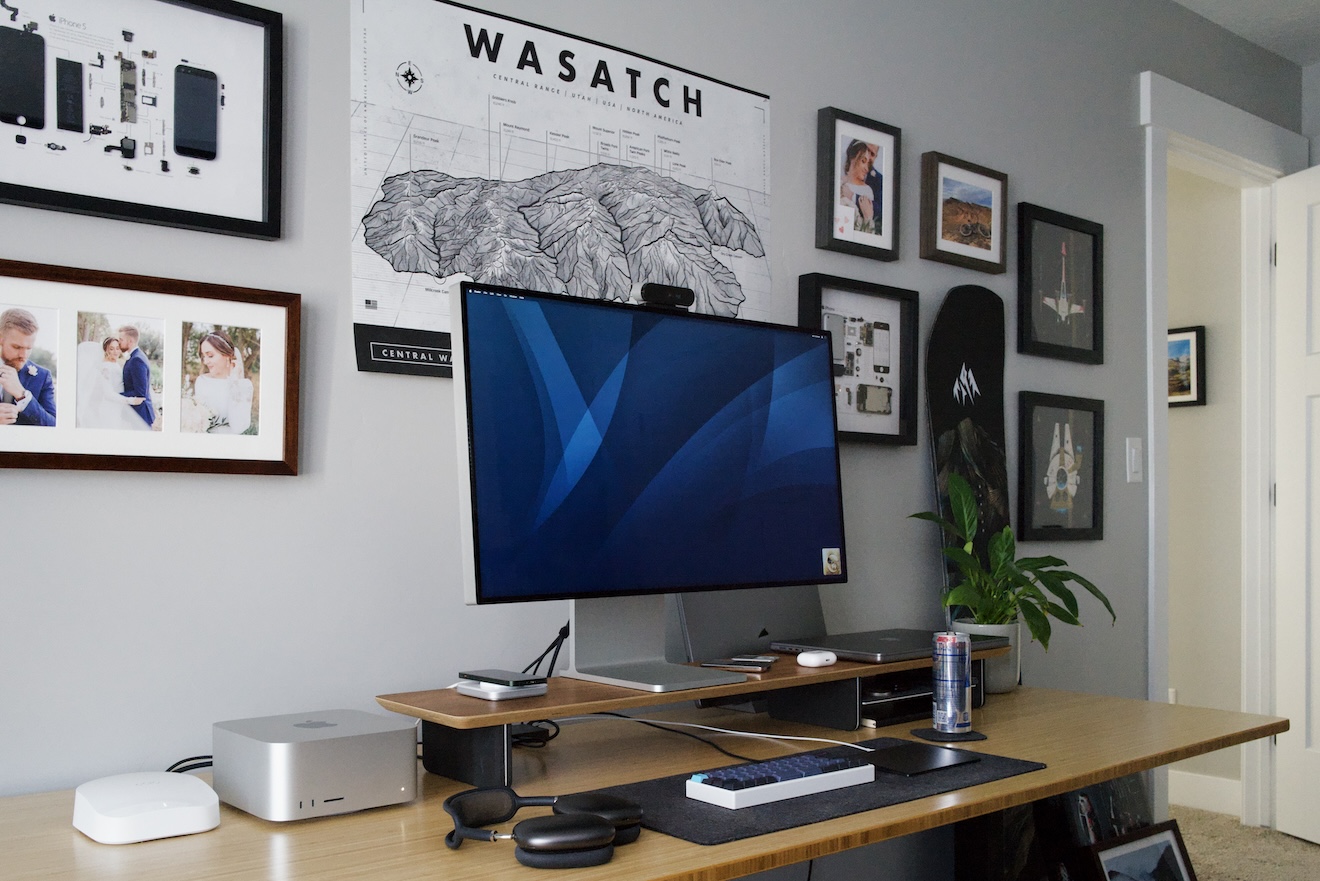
[0,1,1312,880]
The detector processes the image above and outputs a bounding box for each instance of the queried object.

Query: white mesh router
[72,771,220,844]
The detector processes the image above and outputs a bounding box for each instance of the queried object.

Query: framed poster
[919,151,1007,273]
[1167,326,1206,406]
[351,0,772,376]
[1019,203,1103,363]
[798,273,918,445]
[0,258,299,474]
[1019,392,1103,541]
[1088,821,1198,881]
[0,0,283,239]
[815,107,901,261]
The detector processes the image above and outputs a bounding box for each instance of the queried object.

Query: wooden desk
[1,688,1287,881]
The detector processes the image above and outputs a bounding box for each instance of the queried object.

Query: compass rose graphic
[395,61,423,93]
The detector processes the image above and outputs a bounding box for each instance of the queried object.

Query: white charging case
[72,771,220,844]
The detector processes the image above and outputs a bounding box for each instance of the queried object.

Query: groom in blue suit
[0,307,56,427]
[117,325,155,428]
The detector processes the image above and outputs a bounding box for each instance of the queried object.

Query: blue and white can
[932,631,972,733]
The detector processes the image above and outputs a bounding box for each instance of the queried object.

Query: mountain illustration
[362,164,765,316]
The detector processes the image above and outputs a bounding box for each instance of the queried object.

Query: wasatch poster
[351,0,772,375]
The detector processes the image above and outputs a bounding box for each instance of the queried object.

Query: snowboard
[924,285,1010,576]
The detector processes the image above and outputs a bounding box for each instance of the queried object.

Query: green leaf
[1039,601,1080,626]
[1033,572,1080,618]
[909,511,965,542]
[1060,570,1117,623]
[1016,554,1067,570]
[1019,602,1052,650]
[947,473,979,542]
[943,582,984,611]
[987,527,1016,573]
[941,546,981,573]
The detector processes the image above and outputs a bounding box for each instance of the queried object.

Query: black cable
[166,755,213,773]
[510,719,560,748]
[522,620,570,676]
[591,712,759,762]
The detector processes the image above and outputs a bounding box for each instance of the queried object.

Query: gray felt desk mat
[591,737,1045,846]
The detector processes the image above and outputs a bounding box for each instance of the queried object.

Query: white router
[72,771,220,844]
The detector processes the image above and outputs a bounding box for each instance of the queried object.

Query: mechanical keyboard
[685,751,875,809]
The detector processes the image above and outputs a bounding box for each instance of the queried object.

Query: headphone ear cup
[553,793,644,845]
[510,814,615,868]
[514,842,614,869]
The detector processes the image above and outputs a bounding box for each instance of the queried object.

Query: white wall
[0,0,1301,797]
[1165,167,1242,783]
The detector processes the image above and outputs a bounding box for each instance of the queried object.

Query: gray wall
[1306,61,1320,162]
[0,0,1300,797]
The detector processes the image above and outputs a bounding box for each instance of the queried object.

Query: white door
[1273,163,1320,844]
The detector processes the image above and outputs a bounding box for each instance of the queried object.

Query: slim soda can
[932,631,972,733]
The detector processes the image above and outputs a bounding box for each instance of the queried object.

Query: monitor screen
[454,283,848,606]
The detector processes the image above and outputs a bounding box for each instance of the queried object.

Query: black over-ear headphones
[442,786,643,869]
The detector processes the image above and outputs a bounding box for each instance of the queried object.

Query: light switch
[1126,437,1144,483]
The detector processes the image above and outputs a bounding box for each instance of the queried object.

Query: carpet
[1170,805,1320,881]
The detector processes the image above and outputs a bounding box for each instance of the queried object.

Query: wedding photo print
[0,303,58,428]
[181,323,260,435]
[0,258,299,475]
[815,108,901,261]
[76,313,164,432]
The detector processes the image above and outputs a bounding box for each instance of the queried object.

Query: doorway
[1164,165,1244,812]
[1141,71,1307,827]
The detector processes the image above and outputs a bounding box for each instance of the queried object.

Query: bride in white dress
[76,338,149,431]
[188,332,254,434]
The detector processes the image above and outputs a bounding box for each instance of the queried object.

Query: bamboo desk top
[2,688,1287,881]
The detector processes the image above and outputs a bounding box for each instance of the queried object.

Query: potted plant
[911,473,1115,692]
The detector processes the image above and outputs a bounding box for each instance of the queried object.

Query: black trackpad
[867,742,981,776]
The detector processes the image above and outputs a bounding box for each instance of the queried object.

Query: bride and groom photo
[76,315,162,432]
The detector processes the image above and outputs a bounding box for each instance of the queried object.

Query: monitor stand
[563,595,748,692]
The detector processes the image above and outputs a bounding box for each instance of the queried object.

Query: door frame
[1140,71,1307,825]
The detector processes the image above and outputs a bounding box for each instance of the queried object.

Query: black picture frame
[1018,203,1104,363]
[919,151,1007,273]
[798,273,919,445]
[1019,392,1103,541]
[0,258,300,474]
[1088,820,1198,881]
[1168,326,1207,407]
[0,0,284,239]
[815,107,901,262]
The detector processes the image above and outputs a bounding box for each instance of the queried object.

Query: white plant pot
[954,619,1020,693]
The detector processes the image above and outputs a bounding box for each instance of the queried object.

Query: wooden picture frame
[919,151,1007,273]
[0,0,283,239]
[1088,820,1198,881]
[798,273,919,445]
[815,107,901,261]
[1168,326,1207,407]
[1019,392,1103,540]
[0,258,299,474]
[1018,203,1103,363]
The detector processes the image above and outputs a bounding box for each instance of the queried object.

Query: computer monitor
[452,282,848,692]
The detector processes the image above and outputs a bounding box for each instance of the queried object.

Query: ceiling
[1170,0,1320,66]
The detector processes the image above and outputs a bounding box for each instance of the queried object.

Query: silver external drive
[212,709,418,821]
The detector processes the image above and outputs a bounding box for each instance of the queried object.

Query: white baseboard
[1168,769,1241,816]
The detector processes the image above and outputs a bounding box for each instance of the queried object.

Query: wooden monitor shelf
[378,648,1009,785]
